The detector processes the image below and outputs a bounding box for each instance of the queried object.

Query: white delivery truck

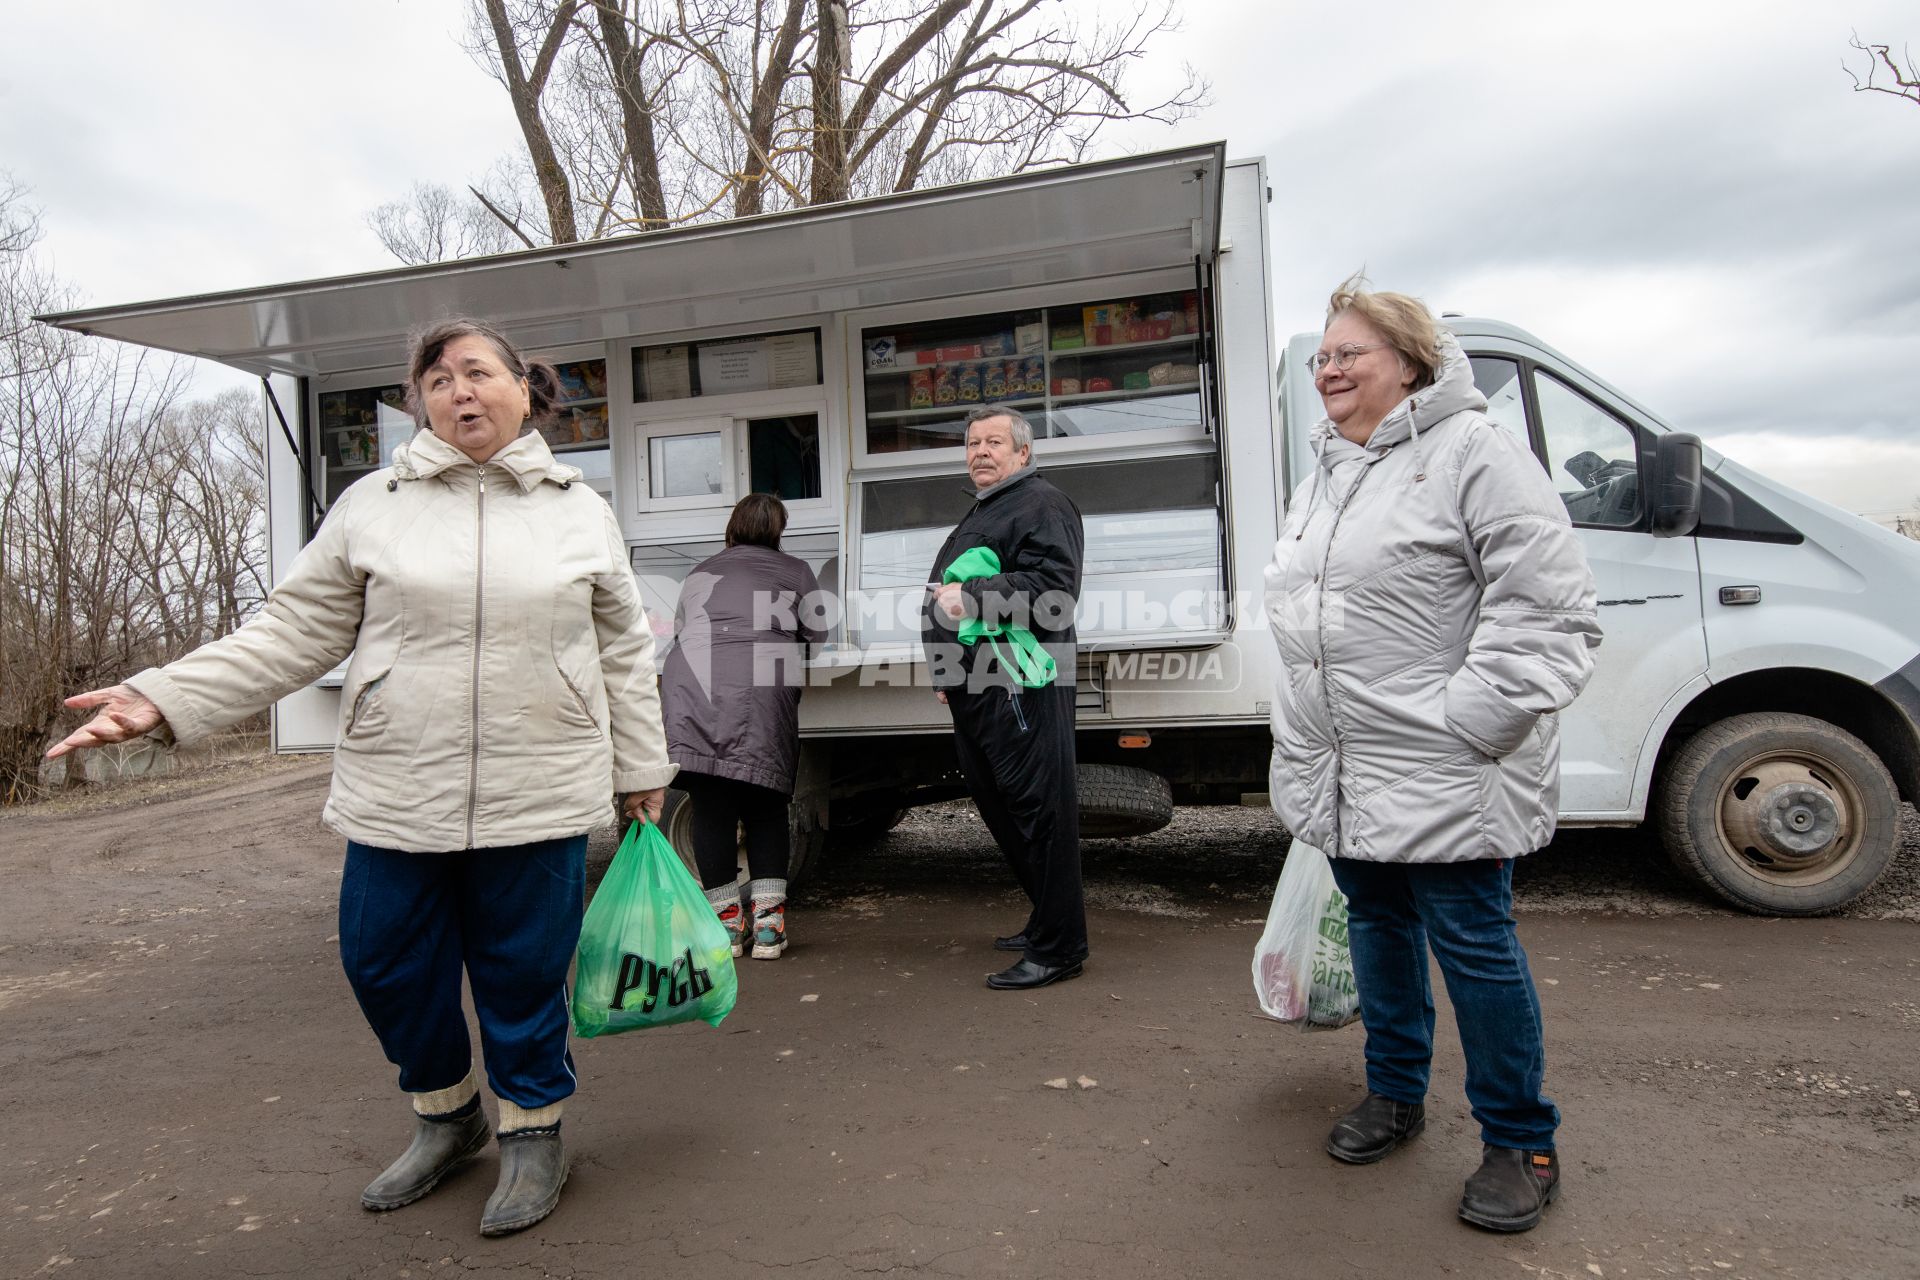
[44,144,1920,915]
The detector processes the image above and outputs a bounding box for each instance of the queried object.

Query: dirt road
[3,758,1915,1279]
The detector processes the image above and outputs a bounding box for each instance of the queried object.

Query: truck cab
[1281,320,1920,914]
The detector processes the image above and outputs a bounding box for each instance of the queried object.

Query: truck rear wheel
[654,787,829,893]
[1655,712,1900,916]
[1078,763,1174,838]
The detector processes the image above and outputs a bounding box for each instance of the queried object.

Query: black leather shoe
[986,957,1083,990]
[992,932,1029,952]
[1459,1145,1559,1232]
[361,1107,491,1211]
[480,1128,568,1237]
[1324,1092,1426,1165]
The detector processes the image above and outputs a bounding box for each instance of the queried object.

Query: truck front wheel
[1655,712,1900,916]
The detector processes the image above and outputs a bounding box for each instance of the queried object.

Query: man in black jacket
[924,407,1089,990]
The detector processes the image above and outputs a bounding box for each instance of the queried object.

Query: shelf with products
[534,356,612,452]
[860,287,1205,455]
[867,396,1044,423]
[1047,333,1198,358]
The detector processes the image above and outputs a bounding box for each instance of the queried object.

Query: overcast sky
[6,0,1917,516]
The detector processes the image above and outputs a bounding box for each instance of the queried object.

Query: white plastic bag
[1251,841,1360,1029]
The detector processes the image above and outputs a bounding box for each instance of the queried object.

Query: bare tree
[1846,33,1919,109]
[1,179,265,802]
[366,181,525,265]
[372,0,1206,258]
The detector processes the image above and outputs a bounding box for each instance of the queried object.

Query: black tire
[1078,763,1174,838]
[1656,712,1900,916]
[656,789,707,884]
[828,801,910,846]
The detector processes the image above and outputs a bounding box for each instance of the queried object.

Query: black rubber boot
[1324,1092,1426,1165]
[1459,1145,1560,1232]
[360,1107,491,1211]
[480,1129,568,1237]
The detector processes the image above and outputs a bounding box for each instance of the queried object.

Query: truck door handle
[1718,585,1762,606]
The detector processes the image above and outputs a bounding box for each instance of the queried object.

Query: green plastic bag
[571,820,738,1037]
[940,545,1058,688]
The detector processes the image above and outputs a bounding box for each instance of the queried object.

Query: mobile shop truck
[46,143,1920,915]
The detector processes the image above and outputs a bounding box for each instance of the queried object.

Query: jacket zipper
[1314,463,1376,852]
[467,471,486,848]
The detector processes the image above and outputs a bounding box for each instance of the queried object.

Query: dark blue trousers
[339,835,587,1110]
[1327,856,1558,1151]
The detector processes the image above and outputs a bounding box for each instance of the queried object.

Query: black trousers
[674,771,791,891]
[947,682,1089,966]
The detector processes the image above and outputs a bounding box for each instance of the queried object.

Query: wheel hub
[1757,782,1839,857]
[1719,760,1852,875]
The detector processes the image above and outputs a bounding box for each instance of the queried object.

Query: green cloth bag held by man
[572,819,738,1037]
[940,546,1058,689]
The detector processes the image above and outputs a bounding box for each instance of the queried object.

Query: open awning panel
[42,144,1226,379]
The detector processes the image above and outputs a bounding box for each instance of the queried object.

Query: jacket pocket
[554,662,605,737]
[342,665,393,742]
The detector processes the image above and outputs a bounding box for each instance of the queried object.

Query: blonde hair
[1326,273,1441,392]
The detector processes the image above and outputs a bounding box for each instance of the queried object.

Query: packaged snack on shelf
[1149,311,1177,340]
[1051,376,1082,396]
[1021,355,1046,395]
[1122,370,1152,390]
[1082,300,1140,347]
[1086,375,1114,393]
[573,404,609,440]
[1148,362,1175,386]
[983,361,1007,401]
[957,364,983,402]
[1183,293,1201,335]
[864,335,899,369]
[909,369,934,409]
[1015,321,1046,354]
[1169,364,1200,384]
[934,366,957,405]
[980,331,1012,358]
[1124,318,1152,343]
[936,343,982,363]
[1052,323,1084,350]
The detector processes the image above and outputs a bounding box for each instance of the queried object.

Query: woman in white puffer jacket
[1266,277,1601,1232]
[47,318,675,1238]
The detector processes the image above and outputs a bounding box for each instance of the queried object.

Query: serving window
[859,287,1206,457]
[852,452,1225,649]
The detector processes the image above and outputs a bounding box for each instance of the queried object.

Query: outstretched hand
[45,685,164,759]
[623,787,668,825]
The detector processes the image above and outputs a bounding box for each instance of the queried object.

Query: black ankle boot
[1324,1092,1426,1164]
[1459,1145,1559,1231]
[480,1128,568,1237]
[360,1106,491,1211]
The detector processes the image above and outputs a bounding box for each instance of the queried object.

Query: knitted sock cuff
[704,882,743,912]
[497,1098,565,1134]
[411,1069,478,1118]
[746,878,787,907]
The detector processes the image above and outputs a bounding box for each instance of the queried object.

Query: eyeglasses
[1306,343,1387,376]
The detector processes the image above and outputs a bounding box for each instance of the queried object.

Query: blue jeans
[1327,856,1557,1150]
[339,835,587,1110]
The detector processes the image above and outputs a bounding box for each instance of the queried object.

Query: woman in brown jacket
[660,494,822,960]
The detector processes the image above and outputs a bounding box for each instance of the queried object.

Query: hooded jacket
[125,429,676,852]
[1264,334,1602,863]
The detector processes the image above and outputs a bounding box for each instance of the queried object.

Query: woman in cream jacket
[48,318,674,1238]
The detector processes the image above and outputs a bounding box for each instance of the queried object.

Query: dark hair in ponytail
[405,317,561,428]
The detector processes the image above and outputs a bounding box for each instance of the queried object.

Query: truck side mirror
[1650,433,1702,538]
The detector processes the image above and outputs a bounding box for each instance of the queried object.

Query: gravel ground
[815,798,1920,922]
